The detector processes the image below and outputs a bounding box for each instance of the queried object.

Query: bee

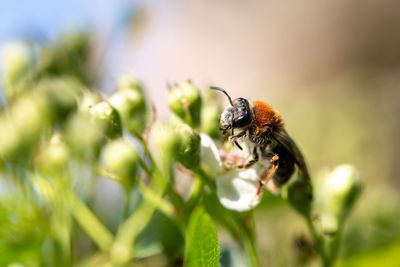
[211,86,311,196]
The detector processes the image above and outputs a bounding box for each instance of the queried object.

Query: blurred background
[1,0,400,266]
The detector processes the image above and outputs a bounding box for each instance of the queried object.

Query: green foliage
[184,208,219,267]
[338,239,400,267]
[0,30,374,267]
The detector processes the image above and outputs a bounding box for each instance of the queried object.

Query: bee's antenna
[210,86,234,106]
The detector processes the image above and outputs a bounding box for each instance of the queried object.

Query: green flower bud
[168,81,202,128]
[285,178,313,217]
[323,165,361,216]
[0,93,51,165]
[101,138,139,189]
[0,77,82,166]
[64,112,106,161]
[150,122,181,174]
[109,90,147,135]
[117,74,143,92]
[170,117,201,170]
[201,90,222,138]
[201,105,221,139]
[10,92,50,131]
[35,134,70,176]
[110,76,148,135]
[1,40,34,101]
[90,101,122,139]
[59,32,91,60]
[36,77,82,123]
[78,90,101,114]
[314,165,362,234]
[36,32,92,84]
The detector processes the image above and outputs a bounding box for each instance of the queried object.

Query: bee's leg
[238,146,259,169]
[255,153,279,197]
[229,130,247,150]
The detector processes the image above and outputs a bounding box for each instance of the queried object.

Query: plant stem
[327,223,344,266]
[194,167,216,192]
[68,192,114,251]
[109,169,169,265]
[187,176,204,208]
[305,215,330,267]
[138,179,186,233]
[123,188,131,220]
[240,214,261,267]
[243,234,261,267]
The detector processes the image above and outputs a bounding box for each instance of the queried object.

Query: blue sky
[0,0,128,43]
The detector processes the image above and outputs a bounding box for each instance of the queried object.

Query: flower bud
[167,81,202,128]
[314,164,361,234]
[201,105,221,139]
[60,31,91,60]
[90,101,122,139]
[201,90,222,138]
[117,74,143,92]
[35,133,70,176]
[110,76,148,135]
[64,112,106,161]
[170,117,201,170]
[149,122,181,174]
[1,40,33,101]
[322,165,361,215]
[286,178,313,217]
[36,77,82,123]
[0,93,52,164]
[78,90,100,114]
[101,138,139,189]
[36,32,92,84]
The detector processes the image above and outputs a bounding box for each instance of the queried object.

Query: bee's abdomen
[272,145,295,185]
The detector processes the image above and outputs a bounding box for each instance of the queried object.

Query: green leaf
[184,207,219,267]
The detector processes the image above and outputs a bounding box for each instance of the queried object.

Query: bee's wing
[271,130,310,181]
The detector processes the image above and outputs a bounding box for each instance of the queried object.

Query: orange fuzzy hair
[252,101,284,131]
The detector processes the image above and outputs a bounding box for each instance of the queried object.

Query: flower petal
[217,168,263,212]
[200,133,222,177]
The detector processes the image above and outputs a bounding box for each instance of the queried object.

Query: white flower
[217,167,264,212]
[200,134,266,212]
[200,133,222,177]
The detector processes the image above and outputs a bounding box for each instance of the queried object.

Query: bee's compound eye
[233,113,252,128]
[231,97,252,128]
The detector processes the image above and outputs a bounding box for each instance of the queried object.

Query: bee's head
[211,87,253,134]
